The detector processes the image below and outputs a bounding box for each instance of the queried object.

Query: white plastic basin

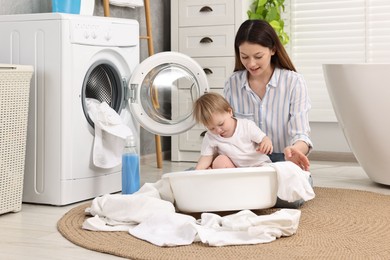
[162,167,277,212]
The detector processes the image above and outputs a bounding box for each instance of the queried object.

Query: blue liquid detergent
[121,153,140,194]
[52,0,81,14]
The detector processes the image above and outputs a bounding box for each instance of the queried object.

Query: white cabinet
[171,0,251,162]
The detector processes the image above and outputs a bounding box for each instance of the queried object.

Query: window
[287,0,390,122]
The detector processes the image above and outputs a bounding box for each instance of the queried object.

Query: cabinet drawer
[179,25,235,57]
[178,126,206,152]
[194,57,235,88]
[178,0,235,27]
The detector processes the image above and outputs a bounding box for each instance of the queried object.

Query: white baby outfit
[201,118,272,167]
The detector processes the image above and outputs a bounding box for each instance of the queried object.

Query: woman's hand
[284,144,310,171]
[257,136,273,154]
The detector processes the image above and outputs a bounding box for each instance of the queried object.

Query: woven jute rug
[57,187,390,259]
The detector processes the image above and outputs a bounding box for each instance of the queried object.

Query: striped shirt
[224,67,313,153]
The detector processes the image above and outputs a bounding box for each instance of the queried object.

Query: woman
[224,19,313,171]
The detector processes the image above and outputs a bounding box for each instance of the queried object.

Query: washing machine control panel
[69,19,139,47]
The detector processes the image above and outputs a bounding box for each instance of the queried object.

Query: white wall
[311,123,351,153]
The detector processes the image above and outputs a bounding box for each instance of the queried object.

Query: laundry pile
[82,162,315,247]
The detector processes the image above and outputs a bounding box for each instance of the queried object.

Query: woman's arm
[285,73,312,170]
[288,74,313,150]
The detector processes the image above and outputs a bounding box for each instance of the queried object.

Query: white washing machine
[0,13,208,205]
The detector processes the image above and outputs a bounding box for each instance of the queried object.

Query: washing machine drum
[82,63,124,127]
[82,51,209,136]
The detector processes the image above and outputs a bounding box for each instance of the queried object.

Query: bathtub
[323,64,390,185]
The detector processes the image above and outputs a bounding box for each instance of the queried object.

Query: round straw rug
[58,187,390,259]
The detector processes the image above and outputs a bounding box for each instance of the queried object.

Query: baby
[193,92,273,170]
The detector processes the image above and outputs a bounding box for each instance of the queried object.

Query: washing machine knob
[104,32,111,41]
[83,31,90,39]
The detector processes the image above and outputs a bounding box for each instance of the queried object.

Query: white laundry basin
[162,167,278,213]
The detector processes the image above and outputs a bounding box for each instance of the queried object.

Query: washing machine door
[128,51,209,136]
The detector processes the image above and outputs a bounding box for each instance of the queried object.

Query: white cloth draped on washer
[86,98,132,169]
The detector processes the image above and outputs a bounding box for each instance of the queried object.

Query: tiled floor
[1,159,389,260]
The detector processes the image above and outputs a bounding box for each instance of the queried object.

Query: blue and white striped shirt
[224,67,313,153]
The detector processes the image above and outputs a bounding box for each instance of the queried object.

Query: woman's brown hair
[234,19,296,72]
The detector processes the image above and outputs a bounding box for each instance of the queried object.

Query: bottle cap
[125,135,136,147]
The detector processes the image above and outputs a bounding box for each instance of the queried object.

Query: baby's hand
[256,136,273,154]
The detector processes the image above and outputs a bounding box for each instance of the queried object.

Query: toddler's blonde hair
[193,92,233,126]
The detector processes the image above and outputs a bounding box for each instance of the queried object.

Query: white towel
[270,161,315,202]
[86,99,132,169]
[82,215,132,232]
[83,179,175,231]
[109,0,143,8]
[193,209,301,246]
[80,0,95,15]
[129,212,198,246]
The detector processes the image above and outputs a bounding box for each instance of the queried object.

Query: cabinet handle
[203,68,213,75]
[200,37,213,44]
[200,131,207,137]
[199,6,213,12]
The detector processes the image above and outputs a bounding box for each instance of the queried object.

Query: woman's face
[206,109,236,138]
[239,42,275,77]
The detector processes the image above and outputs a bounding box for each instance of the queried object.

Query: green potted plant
[247,0,289,45]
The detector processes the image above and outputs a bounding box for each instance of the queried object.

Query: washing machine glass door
[128,51,209,136]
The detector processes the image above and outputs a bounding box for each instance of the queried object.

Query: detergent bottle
[121,135,140,194]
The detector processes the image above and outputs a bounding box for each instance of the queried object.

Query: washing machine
[0,13,208,205]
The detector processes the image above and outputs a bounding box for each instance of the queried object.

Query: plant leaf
[249,13,264,20]
[248,0,289,45]
[269,20,281,31]
[266,6,279,21]
[257,0,267,8]
[255,6,266,16]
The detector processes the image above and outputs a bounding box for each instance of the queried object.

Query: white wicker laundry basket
[0,64,33,215]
